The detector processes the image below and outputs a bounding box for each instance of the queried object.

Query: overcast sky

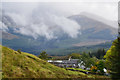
[1,0,119,39]
[2,1,118,21]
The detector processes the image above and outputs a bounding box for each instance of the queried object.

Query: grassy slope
[0,45,1,79]
[2,45,87,78]
[1,45,110,79]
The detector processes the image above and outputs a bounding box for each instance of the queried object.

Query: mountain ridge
[1,12,118,55]
[79,12,118,29]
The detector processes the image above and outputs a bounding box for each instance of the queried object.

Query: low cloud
[0,21,8,32]
[3,3,81,39]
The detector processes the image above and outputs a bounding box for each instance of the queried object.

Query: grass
[1,45,111,79]
[66,68,111,79]
[1,45,87,78]
[66,68,90,72]
[0,45,2,80]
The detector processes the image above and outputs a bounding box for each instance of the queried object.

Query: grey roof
[48,59,79,64]
[62,59,79,64]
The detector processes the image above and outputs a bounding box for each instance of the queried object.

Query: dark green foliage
[46,42,111,56]
[17,49,21,54]
[96,49,106,59]
[79,52,98,69]
[69,53,81,59]
[88,52,92,58]
[90,48,106,59]
[104,38,120,79]
[38,51,48,60]
[96,60,105,75]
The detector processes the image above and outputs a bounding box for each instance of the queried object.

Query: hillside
[1,31,18,40]
[2,45,87,78]
[1,12,117,55]
[69,14,117,35]
[46,41,112,56]
[1,45,111,79]
[79,12,118,29]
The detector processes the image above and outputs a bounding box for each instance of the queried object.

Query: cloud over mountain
[2,3,81,39]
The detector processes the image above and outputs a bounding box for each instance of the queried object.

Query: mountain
[1,12,118,55]
[69,13,117,35]
[79,12,118,29]
[1,31,18,40]
[2,45,87,78]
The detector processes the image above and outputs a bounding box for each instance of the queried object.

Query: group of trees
[38,38,120,79]
[104,38,120,79]
[90,60,105,75]
[69,53,81,59]
[69,48,106,60]
[78,38,120,78]
[68,51,105,74]
[79,52,97,69]
[79,52,105,74]
[89,48,106,59]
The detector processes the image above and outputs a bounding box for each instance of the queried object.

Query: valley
[1,2,119,79]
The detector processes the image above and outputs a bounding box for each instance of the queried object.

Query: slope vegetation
[2,45,87,78]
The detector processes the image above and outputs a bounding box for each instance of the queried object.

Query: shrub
[90,66,97,73]
[96,60,105,74]
[38,51,48,60]
[17,49,21,54]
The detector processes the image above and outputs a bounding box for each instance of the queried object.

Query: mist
[1,2,118,39]
[2,3,81,39]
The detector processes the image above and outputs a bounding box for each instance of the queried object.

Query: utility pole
[118,21,120,41]
[118,2,120,42]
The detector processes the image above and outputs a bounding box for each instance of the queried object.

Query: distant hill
[69,13,117,36]
[1,45,87,78]
[1,12,118,55]
[46,41,112,56]
[1,31,18,40]
[79,12,118,29]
